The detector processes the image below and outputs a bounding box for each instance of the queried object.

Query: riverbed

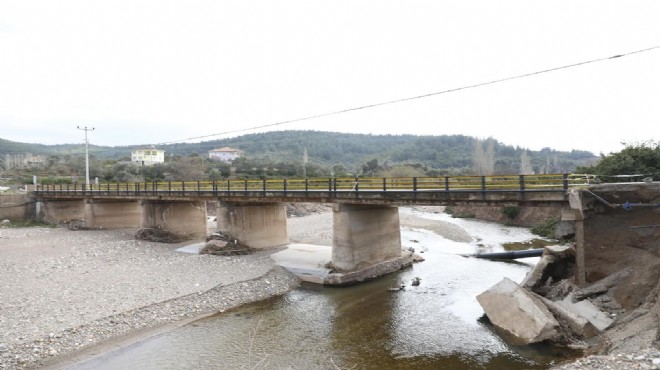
[63,208,577,369]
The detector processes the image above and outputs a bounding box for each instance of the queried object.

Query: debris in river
[135,226,194,243]
[200,231,255,256]
[411,277,421,286]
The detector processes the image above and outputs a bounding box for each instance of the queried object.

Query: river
[66,209,576,369]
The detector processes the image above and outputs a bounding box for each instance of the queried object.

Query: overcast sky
[1,1,659,155]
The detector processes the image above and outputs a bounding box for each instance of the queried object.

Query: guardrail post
[383,178,387,192]
[563,173,569,191]
[182,181,185,195]
[227,180,230,193]
[413,177,417,192]
[283,178,287,194]
[244,179,248,192]
[519,175,525,200]
[481,176,487,200]
[445,177,449,192]
[354,177,359,192]
[197,181,201,193]
[328,178,332,193]
[333,178,337,193]
[305,178,309,194]
[262,179,266,194]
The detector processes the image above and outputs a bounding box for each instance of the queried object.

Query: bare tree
[472,138,495,176]
[520,150,534,175]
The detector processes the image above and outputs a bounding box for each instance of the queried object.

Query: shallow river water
[68,209,576,370]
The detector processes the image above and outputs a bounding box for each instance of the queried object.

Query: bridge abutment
[331,204,403,271]
[569,183,660,309]
[140,200,208,237]
[216,202,288,249]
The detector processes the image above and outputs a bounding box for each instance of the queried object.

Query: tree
[519,150,534,175]
[472,139,495,176]
[576,141,660,181]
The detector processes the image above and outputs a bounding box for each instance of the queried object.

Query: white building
[208,147,244,162]
[131,148,165,166]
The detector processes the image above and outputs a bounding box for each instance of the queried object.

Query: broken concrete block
[477,278,561,344]
[559,293,614,331]
[572,268,632,302]
[521,254,558,290]
[539,296,598,339]
[544,244,575,259]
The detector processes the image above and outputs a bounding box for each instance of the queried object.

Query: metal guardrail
[34,174,596,197]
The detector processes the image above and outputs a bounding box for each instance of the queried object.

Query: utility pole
[77,126,95,188]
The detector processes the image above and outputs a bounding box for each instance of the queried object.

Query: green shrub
[501,207,519,220]
[531,219,559,238]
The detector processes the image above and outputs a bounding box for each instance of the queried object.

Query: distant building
[208,147,244,162]
[3,153,46,170]
[131,148,165,166]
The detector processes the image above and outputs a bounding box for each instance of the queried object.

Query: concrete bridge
[29,174,658,286]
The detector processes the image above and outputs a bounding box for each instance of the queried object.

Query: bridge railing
[34,174,597,197]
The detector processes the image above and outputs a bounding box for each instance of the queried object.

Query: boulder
[477,278,561,344]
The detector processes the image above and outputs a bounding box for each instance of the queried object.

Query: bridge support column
[140,200,208,237]
[216,202,288,249]
[40,200,85,224]
[332,204,402,271]
[84,200,141,229]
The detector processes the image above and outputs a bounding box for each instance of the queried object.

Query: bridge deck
[33,174,591,206]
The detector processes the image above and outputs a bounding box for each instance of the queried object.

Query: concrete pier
[331,204,403,271]
[140,200,208,237]
[216,202,288,249]
[84,200,141,229]
[40,200,85,223]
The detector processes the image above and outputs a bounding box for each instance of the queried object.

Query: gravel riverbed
[0,227,299,369]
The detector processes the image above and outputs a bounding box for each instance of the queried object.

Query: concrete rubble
[478,242,660,356]
[476,277,560,344]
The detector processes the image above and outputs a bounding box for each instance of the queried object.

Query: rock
[1,219,10,225]
[477,278,561,344]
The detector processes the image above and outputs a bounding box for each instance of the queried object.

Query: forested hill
[0,131,598,174]
[167,131,598,174]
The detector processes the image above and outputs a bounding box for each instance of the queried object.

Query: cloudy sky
[1,1,659,155]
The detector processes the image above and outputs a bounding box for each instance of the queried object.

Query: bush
[501,207,519,220]
[531,219,559,238]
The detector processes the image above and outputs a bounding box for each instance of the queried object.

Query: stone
[477,278,561,344]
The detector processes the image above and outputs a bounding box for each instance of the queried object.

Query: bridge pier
[216,202,288,249]
[140,200,208,237]
[85,200,141,229]
[331,204,403,271]
[40,200,85,224]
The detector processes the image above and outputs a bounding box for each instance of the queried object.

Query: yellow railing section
[37,174,598,194]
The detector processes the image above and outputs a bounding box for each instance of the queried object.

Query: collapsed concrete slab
[477,278,560,344]
[559,293,614,332]
[539,296,598,340]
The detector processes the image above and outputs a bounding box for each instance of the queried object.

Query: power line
[155,44,660,145]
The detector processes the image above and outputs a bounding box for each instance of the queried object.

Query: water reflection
[68,211,575,370]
